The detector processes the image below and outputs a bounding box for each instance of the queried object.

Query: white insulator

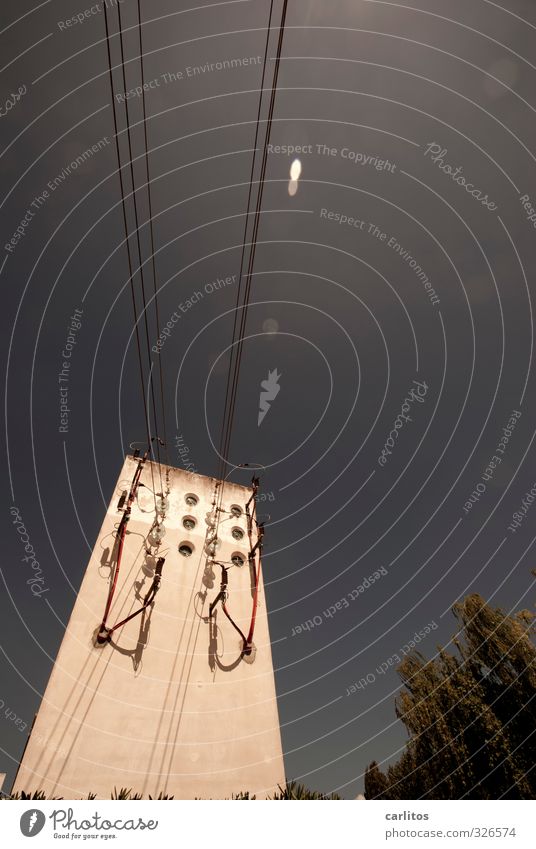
[150,525,166,544]
[204,537,221,556]
[156,495,169,514]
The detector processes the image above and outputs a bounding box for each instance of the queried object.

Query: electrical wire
[137,0,169,469]
[115,0,165,496]
[245,490,263,648]
[102,2,156,506]
[96,444,167,644]
[209,478,263,657]
[97,450,148,641]
[216,0,276,490]
[101,1,287,660]
[221,1,289,469]
[206,2,289,661]
[216,0,289,520]
[105,556,164,637]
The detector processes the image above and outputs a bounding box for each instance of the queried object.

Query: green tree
[365,595,535,799]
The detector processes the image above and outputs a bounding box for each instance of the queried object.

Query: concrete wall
[12,457,285,799]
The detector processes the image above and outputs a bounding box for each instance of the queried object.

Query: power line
[215,0,276,488]
[137,0,169,469]
[102,0,158,507]
[115,0,164,495]
[221,0,289,479]
[216,0,289,506]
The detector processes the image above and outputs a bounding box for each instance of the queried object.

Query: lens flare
[289,158,302,180]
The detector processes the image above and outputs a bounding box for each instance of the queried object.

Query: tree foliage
[365,594,535,799]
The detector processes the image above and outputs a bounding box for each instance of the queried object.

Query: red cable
[221,551,261,654]
[221,601,248,647]
[106,566,162,635]
[98,455,146,640]
[219,489,262,654]
[100,515,128,627]
[244,487,261,648]
[246,553,262,647]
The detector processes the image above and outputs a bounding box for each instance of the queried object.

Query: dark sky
[1,0,536,798]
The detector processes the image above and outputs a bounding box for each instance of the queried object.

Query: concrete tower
[12,455,285,799]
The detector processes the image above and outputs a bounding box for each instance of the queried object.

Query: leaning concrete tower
[12,455,285,799]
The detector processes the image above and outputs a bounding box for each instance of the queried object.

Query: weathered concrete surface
[12,458,285,799]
